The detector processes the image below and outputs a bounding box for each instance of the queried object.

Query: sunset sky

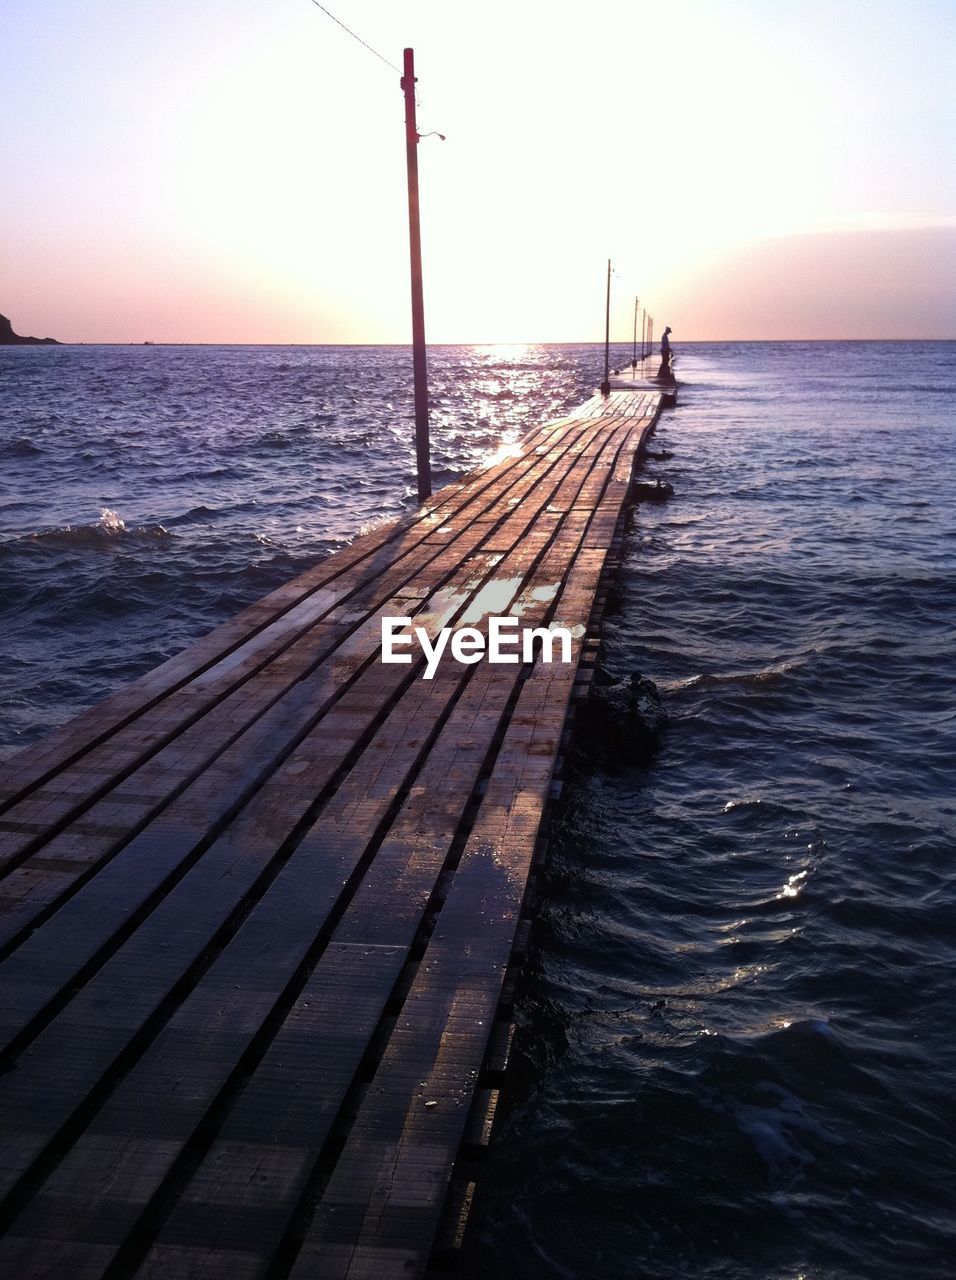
[3,0,954,343]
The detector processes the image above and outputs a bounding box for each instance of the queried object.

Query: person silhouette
[659,326,673,378]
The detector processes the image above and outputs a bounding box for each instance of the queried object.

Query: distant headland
[0,313,60,345]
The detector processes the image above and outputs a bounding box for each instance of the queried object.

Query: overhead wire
[307,1,424,108]
[306,4,440,132]
[307,1,402,76]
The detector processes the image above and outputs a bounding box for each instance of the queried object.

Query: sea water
[1,340,954,1276]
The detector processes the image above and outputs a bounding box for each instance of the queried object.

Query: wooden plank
[0,418,638,1233]
[0,388,663,1278]
[0,415,596,903]
[0,419,603,948]
[284,438,647,1279]
[0,414,624,1054]
[0,432,634,1280]
[0,411,581,817]
[0,417,613,1056]
[0,414,583,844]
[107,425,643,1277]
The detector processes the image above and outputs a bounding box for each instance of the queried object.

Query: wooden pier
[0,371,672,1278]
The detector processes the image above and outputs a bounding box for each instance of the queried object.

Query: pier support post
[401,47,431,504]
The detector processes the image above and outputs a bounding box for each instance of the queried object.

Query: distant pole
[641,308,646,360]
[632,296,639,368]
[600,258,611,396]
[401,47,431,504]
[648,317,654,361]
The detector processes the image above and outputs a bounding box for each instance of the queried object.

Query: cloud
[781,212,956,238]
[660,225,956,340]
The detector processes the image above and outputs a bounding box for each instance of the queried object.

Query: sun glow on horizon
[2,0,954,343]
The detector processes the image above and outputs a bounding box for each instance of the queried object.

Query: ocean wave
[166,504,221,525]
[718,1076,843,1176]
[0,437,44,459]
[4,508,172,550]
[664,660,803,693]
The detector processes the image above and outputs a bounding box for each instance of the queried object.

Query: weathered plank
[0,410,585,826]
[48,425,646,1278]
[0,415,611,1047]
[0,413,574,811]
[0,416,634,1220]
[0,415,590,873]
[0,415,599,951]
[0,385,666,1280]
[283,429,642,1280]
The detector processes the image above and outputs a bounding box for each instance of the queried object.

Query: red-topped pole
[401,47,431,504]
[600,259,611,396]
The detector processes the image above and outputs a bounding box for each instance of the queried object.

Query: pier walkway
[0,374,669,1278]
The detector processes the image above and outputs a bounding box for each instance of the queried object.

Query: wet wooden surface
[0,384,665,1279]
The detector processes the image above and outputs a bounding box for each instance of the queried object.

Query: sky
[2,0,954,343]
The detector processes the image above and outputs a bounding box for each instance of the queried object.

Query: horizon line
[9,337,955,349]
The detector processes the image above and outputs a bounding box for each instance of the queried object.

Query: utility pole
[641,307,646,361]
[401,47,431,504]
[600,258,611,396]
[632,296,639,368]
